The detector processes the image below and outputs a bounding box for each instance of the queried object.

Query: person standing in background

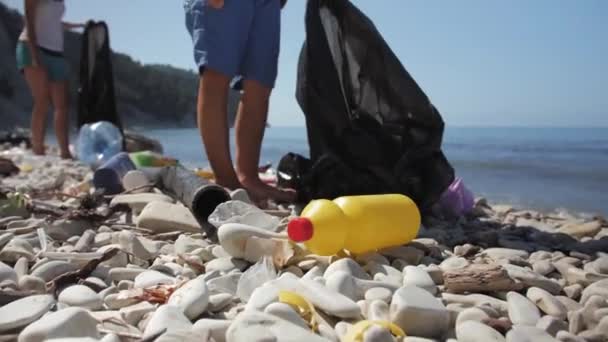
[184,0,294,203]
[16,0,85,159]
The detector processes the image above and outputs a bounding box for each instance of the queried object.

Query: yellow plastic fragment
[278,290,318,331]
[195,169,215,180]
[19,164,33,173]
[342,320,405,342]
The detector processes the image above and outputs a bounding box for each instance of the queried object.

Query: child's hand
[207,0,224,9]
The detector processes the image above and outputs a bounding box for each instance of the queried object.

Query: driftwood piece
[444,264,523,293]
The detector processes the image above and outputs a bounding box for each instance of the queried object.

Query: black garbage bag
[278,0,455,211]
[77,21,122,132]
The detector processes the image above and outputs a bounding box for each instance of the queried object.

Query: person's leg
[185,0,254,190]
[49,81,72,159]
[198,69,240,189]
[235,0,294,202]
[235,80,293,202]
[23,67,50,155]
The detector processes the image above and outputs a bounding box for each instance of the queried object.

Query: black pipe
[146,165,230,236]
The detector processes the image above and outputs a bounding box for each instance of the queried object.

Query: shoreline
[2,144,604,220]
[1,145,607,341]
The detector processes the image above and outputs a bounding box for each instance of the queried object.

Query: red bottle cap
[288,217,314,242]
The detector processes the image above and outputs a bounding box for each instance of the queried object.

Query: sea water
[142,126,608,216]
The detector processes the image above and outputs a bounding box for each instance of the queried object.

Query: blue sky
[5,0,607,127]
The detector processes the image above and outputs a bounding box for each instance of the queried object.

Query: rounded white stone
[134,270,175,288]
[167,275,210,320]
[142,305,193,341]
[365,287,392,303]
[403,266,437,295]
[31,261,80,282]
[0,295,55,332]
[456,320,506,342]
[18,307,100,342]
[507,291,541,326]
[58,285,103,311]
[0,261,17,283]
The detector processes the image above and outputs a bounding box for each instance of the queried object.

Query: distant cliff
[0,3,238,130]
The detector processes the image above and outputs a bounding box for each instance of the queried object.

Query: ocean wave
[443,143,608,155]
[451,159,608,182]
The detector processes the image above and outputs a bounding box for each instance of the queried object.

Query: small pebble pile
[1,146,608,342]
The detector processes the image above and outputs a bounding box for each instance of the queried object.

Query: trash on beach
[283,0,455,209]
[152,165,231,234]
[217,223,294,266]
[121,170,153,193]
[0,191,29,218]
[209,200,281,231]
[236,255,277,302]
[93,152,136,195]
[195,169,215,181]
[77,121,124,168]
[278,290,319,331]
[78,21,123,133]
[437,177,475,218]
[287,194,421,256]
[1,144,608,340]
[129,151,177,168]
[342,320,406,342]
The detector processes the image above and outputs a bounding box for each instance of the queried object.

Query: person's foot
[240,176,296,204]
[32,145,45,156]
[214,177,242,193]
[60,151,73,160]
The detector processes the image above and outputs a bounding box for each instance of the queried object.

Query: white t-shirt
[19,0,66,52]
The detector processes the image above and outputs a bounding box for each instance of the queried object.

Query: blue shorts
[15,41,69,82]
[184,0,281,90]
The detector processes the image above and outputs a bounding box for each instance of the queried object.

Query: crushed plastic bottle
[209,200,281,231]
[236,256,277,302]
[77,121,123,168]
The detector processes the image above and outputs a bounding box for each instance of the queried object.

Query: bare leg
[50,81,72,159]
[198,68,241,189]
[24,67,50,155]
[235,79,295,202]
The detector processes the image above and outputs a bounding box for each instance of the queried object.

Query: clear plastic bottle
[77,121,123,168]
[209,200,281,232]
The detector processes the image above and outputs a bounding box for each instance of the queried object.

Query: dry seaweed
[46,248,121,295]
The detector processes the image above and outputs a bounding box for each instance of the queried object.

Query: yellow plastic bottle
[287,194,421,256]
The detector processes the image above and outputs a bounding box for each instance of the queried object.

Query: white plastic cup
[122,170,152,193]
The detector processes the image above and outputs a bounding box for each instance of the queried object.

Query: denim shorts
[184,0,281,90]
[15,41,69,82]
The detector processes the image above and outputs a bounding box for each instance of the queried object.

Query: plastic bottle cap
[288,217,314,242]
